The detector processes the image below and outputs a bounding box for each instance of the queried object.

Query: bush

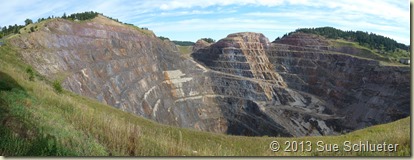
[52,80,63,93]
[25,134,59,156]
[158,36,169,41]
[172,41,195,46]
[25,67,35,81]
[201,38,215,43]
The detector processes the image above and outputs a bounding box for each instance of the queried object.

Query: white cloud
[154,10,215,17]
[0,0,409,44]
[0,0,71,25]
[157,0,409,22]
[240,1,409,44]
[144,17,291,34]
[158,0,286,10]
[323,0,409,22]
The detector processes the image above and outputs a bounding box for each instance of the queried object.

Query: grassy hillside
[294,27,409,52]
[172,41,195,46]
[275,27,410,65]
[0,42,411,156]
[330,39,410,65]
[177,45,193,55]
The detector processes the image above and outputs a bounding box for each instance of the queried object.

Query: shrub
[200,38,215,43]
[25,67,35,81]
[158,36,169,41]
[52,80,63,93]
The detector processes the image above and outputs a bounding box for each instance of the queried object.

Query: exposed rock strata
[9,17,410,137]
[268,34,410,130]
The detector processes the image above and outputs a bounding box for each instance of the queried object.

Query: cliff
[269,32,410,131]
[8,15,227,134]
[7,17,410,137]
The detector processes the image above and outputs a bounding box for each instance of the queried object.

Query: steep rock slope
[8,17,410,137]
[269,33,410,130]
[9,16,226,134]
[193,32,410,135]
[193,33,343,136]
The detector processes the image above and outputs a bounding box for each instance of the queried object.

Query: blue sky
[0,0,410,44]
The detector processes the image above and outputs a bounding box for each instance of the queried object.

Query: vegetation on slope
[274,27,410,64]
[0,11,95,38]
[0,24,25,38]
[62,11,99,21]
[157,36,196,46]
[156,37,194,55]
[200,38,216,43]
[176,45,193,55]
[158,36,170,41]
[0,11,151,39]
[0,41,410,156]
[330,39,393,63]
[291,27,409,52]
[172,41,195,46]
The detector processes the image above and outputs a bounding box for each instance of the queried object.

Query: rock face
[192,32,343,136]
[9,17,410,137]
[192,39,212,52]
[268,33,410,130]
[9,16,226,134]
[193,32,410,135]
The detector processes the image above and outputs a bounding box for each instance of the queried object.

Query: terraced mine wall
[9,17,410,137]
[270,33,410,130]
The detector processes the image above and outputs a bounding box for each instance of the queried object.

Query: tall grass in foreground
[0,44,411,156]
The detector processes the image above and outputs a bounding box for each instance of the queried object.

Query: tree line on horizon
[279,27,409,52]
[0,11,110,39]
[0,11,154,39]
[158,36,216,46]
[158,36,195,46]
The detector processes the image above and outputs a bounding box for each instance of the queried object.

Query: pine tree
[24,19,33,25]
[13,25,18,34]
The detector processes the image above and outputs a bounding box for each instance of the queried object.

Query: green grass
[0,43,411,156]
[52,80,63,93]
[330,39,410,66]
[331,39,390,61]
[177,45,193,55]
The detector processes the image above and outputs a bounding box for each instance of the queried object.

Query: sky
[0,0,410,45]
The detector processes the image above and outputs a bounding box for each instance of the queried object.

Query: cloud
[244,10,407,32]
[239,0,409,44]
[0,0,70,25]
[0,0,409,44]
[157,0,293,10]
[156,0,409,23]
[321,0,409,22]
[151,10,215,17]
[142,17,295,42]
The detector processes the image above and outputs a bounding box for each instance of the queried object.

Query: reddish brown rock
[7,17,410,137]
[192,39,211,52]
